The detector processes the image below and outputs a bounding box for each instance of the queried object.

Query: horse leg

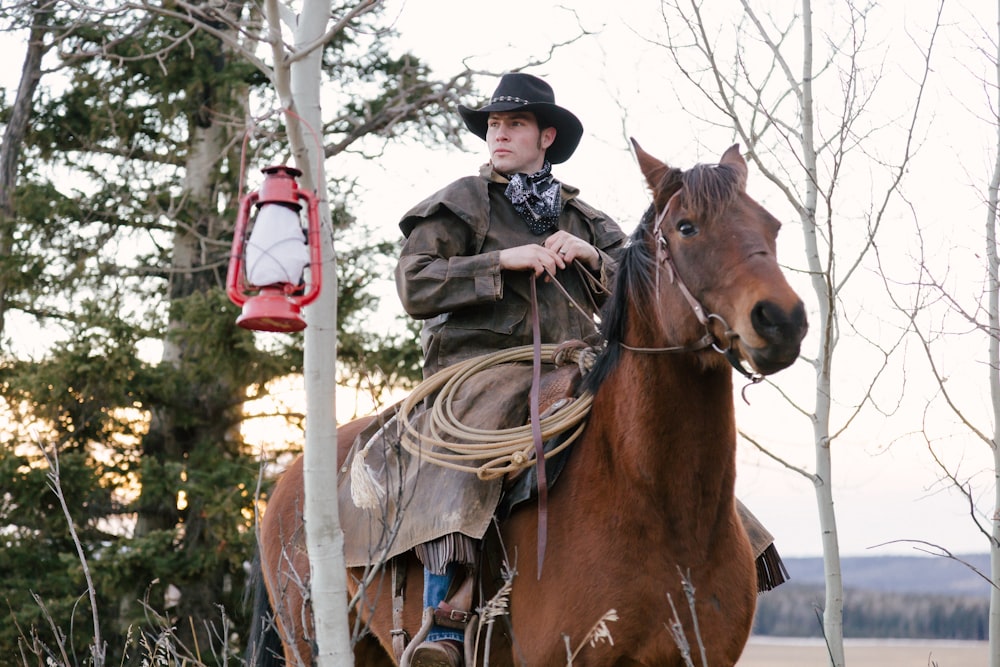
[245,551,289,667]
[353,633,398,666]
[347,553,428,665]
[257,547,401,667]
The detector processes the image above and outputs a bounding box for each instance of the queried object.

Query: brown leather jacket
[395,165,627,377]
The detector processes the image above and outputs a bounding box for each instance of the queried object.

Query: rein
[528,276,547,577]
[621,204,763,385]
[523,266,607,576]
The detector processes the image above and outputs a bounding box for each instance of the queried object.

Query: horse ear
[631,138,670,193]
[720,144,748,187]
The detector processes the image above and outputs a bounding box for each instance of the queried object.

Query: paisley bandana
[503,161,563,235]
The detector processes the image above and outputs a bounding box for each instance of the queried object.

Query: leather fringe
[755,543,789,593]
[414,532,478,575]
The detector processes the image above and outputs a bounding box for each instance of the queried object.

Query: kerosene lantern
[226,165,322,332]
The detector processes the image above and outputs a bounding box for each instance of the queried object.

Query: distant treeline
[753,584,989,640]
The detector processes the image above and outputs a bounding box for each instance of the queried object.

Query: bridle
[619,201,764,385]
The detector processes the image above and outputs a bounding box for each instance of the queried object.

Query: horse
[247,141,808,666]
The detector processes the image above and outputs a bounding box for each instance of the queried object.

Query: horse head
[629,139,808,377]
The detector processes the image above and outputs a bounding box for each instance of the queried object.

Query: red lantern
[226,165,322,332]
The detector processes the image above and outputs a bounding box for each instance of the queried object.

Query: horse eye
[676,219,698,237]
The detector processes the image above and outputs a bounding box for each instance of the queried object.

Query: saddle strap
[391,559,408,661]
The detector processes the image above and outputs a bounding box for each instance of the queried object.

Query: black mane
[581,204,657,395]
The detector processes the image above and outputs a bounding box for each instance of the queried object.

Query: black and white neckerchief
[503,161,563,235]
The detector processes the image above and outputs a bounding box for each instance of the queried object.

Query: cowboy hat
[458,72,583,164]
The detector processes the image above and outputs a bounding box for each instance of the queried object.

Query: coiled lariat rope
[397,343,597,481]
[349,342,597,510]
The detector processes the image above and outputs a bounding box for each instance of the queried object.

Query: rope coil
[399,344,594,480]
[349,342,598,510]
[394,343,596,480]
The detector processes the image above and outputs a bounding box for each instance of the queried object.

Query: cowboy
[394,72,628,667]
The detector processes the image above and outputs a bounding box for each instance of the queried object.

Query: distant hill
[781,554,991,597]
[752,554,992,639]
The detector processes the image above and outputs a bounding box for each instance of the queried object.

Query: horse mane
[582,161,744,395]
[582,207,655,394]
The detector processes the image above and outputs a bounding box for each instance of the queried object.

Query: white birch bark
[263,0,354,663]
[798,1,845,663]
[292,1,354,663]
[986,6,1000,662]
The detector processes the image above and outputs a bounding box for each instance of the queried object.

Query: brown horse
[247,142,807,666]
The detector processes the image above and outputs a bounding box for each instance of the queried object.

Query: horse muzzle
[739,298,808,375]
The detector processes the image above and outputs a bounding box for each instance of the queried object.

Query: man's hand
[499,244,566,277]
[499,233,599,277]
[543,231,600,270]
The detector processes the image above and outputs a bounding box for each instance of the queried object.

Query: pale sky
[3,1,996,561]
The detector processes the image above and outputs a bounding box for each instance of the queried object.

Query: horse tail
[244,550,285,667]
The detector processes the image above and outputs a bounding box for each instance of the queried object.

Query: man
[394,72,627,667]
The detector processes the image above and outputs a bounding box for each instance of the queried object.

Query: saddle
[338,362,561,570]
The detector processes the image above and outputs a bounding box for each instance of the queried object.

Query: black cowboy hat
[458,72,584,164]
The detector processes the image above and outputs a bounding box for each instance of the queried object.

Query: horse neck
[585,350,739,519]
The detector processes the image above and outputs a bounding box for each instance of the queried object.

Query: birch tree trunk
[798,1,845,663]
[274,0,354,662]
[986,7,1000,661]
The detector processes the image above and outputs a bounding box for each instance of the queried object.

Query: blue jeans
[424,564,464,643]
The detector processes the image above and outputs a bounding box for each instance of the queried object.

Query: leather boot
[433,573,474,630]
[413,572,474,667]
[411,639,463,667]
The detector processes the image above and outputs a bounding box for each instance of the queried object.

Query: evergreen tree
[0,0,468,662]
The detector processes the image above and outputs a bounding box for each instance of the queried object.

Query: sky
[2,1,997,562]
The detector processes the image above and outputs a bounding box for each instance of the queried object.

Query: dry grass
[737,637,989,667]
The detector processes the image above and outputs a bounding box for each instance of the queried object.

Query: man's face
[486,111,556,175]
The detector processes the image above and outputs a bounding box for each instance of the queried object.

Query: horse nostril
[751,300,807,344]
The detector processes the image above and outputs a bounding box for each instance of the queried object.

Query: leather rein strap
[528,276,548,579]
[527,261,609,578]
